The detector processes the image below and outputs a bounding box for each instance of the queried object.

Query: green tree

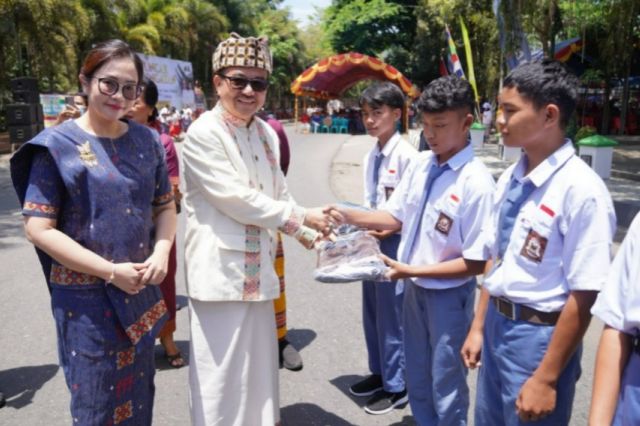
[323,0,416,56]
[0,0,90,95]
[257,6,309,111]
[299,7,333,62]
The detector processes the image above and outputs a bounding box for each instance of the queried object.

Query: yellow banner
[459,17,479,101]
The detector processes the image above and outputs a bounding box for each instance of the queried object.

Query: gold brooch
[78,141,98,167]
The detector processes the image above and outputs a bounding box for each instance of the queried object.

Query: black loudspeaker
[36,103,43,122]
[10,77,39,93]
[13,90,41,104]
[8,77,44,149]
[6,104,40,125]
[9,124,40,144]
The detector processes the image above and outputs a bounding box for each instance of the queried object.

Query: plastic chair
[337,118,349,133]
[320,116,332,133]
[330,117,342,133]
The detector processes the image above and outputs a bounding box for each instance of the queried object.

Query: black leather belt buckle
[496,297,517,321]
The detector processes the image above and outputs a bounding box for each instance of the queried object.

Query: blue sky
[280,0,331,26]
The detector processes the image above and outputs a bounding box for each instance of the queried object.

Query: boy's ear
[545,104,561,127]
[393,107,402,122]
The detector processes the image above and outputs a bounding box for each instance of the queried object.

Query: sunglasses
[217,74,269,92]
[91,77,143,101]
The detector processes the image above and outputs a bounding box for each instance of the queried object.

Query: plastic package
[313,230,390,283]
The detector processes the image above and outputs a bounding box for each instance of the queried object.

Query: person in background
[127,78,185,368]
[589,211,640,425]
[193,79,207,119]
[159,104,170,134]
[347,82,415,416]
[481,101,493,143]
[53,92,88,126]
[183,33,333,426]
[310,110,323,133]
[261,113,304,371]
[10,39,176,425]
[408,127,430,152]
[182,107,193,132]
[169,107,182,139]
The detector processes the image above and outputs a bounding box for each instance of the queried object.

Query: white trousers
[189,299,279,426]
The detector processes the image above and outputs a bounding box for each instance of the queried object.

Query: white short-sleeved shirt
[483,141,616,312]
[363,132,416,209]
[592,212,640,335]
[385,143,495,290]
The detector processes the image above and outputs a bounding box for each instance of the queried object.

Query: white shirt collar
[513,139,575,187]
[441,142,474,172]
[376,132,402,157]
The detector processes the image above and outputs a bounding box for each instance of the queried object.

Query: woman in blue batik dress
[10,39,176,425]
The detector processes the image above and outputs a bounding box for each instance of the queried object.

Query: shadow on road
[0,364,59,409]
[281,402,355,426]
[389,415,417,425]
[329,374,370,408]
[285,328,317,352]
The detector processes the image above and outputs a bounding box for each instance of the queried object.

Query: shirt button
[254,155,259,161]
[125,298,130,304]
[126,208,132,214]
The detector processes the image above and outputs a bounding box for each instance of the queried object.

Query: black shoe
[279,339,303,371]
[0,391,5,409]
[364,389,408,415]
[349,374,383,397]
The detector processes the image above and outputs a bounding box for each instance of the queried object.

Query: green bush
[575,125,597,142]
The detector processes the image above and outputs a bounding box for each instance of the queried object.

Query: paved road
[0,128,619,425]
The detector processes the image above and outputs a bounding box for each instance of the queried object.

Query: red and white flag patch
[540,204,555,218]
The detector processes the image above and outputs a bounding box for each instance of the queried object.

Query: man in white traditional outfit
[183,33,332,426]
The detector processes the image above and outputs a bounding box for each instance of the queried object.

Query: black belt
[491,296,560,326]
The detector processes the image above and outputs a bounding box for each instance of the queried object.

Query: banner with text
[138,54,196,110]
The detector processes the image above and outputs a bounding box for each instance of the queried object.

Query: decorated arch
[291,52,420,99]
[290,53,420,131]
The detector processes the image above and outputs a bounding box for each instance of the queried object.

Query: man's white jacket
[182,104,316,302]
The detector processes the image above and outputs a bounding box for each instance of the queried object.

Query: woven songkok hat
[212,32,272,74]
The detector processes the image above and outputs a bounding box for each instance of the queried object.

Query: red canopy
[291,52,420,99]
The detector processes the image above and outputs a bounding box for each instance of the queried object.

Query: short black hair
[503,59,578,128]
[142,78,159,108]
[141,78,159,123]
[359,82,405,110]
[417,76,474,114]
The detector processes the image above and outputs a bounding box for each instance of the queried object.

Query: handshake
[303,205,349,239]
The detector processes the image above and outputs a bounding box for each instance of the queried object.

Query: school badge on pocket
[435,212,453,236]
[520,229,547,263]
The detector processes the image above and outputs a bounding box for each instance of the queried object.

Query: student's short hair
[417,76,474,115]
[359,82,405,110]
[503,60,578,129]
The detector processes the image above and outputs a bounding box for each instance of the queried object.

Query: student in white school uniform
[461,60,616,425]
[331,76,495,425]
[589,211,640,425]
[347,82,415,415]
